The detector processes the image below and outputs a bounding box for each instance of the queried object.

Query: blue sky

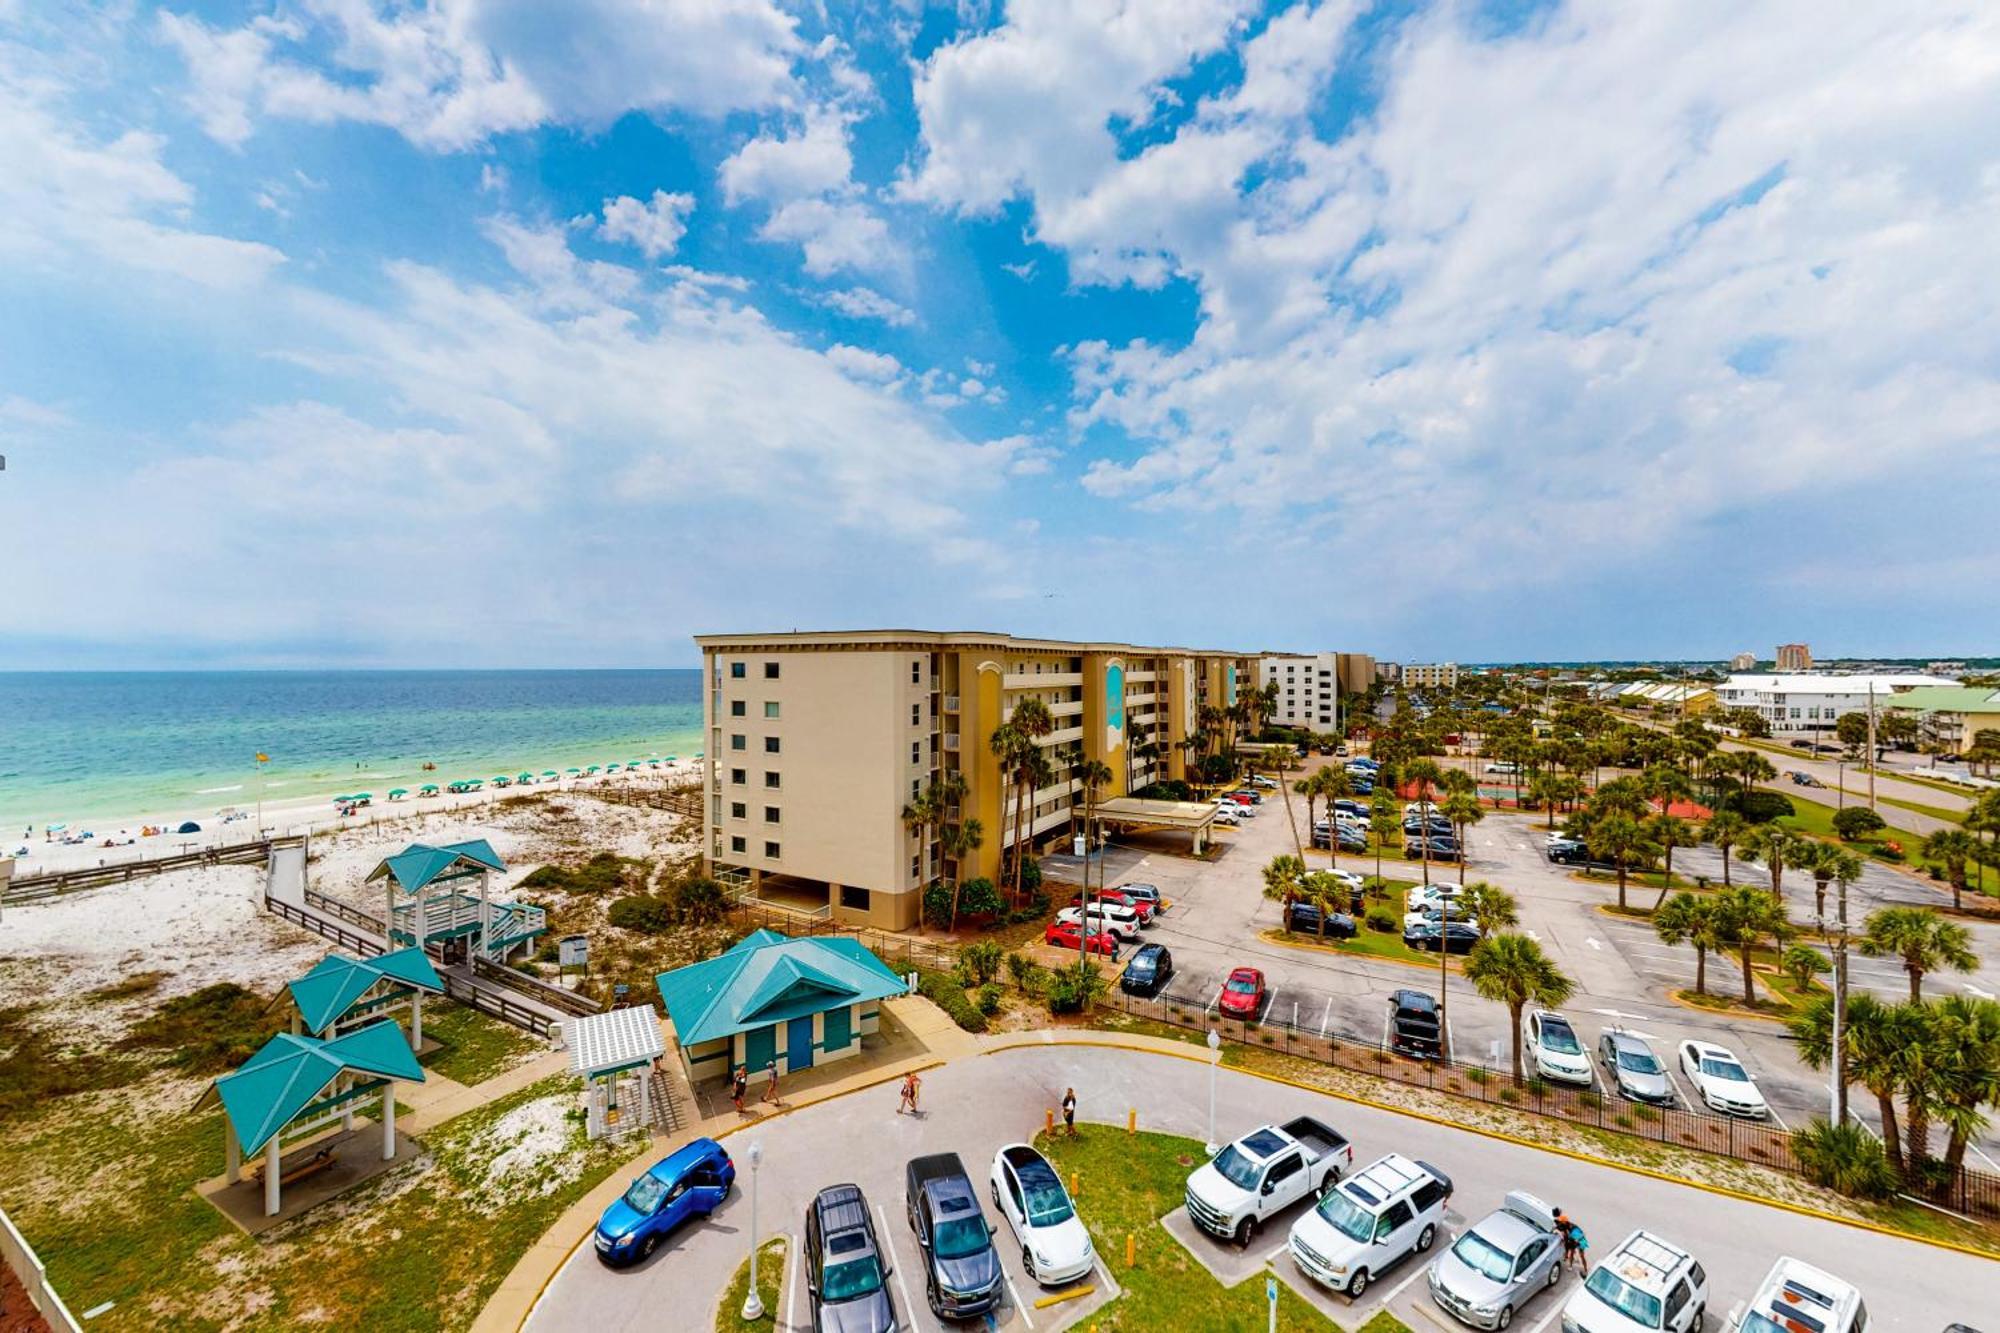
[2,1,1997,669]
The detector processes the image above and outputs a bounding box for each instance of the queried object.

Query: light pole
[741,1141,765,1320]
[1205,1028,1222,1155]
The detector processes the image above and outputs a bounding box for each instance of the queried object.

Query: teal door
[744,1025,776,1076]
[786,1016,815,1072]
[823,1005,852,1054]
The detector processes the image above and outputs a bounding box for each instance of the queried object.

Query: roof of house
[1882,685,2000,713]
[365,839,507,894]
[565,1004,665,1078]
[287,948,445,1036]
[202,1024,425,1155]
[1720,673,1956,695]
[655,929,907,1048]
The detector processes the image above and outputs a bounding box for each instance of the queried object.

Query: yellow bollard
[1127,1107,1136,1135]
[1045,1108,1055,1136]
[1071,1171,1080,1198]
[1125,1232,1135,1268]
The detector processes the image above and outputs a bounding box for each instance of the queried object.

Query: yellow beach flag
[256,753,269,764]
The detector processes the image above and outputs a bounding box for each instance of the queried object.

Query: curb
[978,1034,2000,1264]
[1254,928,1461,974]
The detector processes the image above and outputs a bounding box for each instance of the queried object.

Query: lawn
[1264,881,1461,973]
[715,1238,787,1332]
[1768,791,1940,873]
[1035,1126,1340,1331]
[419,997,547,1085]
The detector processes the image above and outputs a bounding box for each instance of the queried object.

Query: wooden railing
[267,894,380,957]
[473,956,600,1016]
[4,836,302,905]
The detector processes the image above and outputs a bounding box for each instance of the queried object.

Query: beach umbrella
[419,783,439,793]
[493,775,509,784]
[693,751,704,759]
[585,765,600,773]
[177,821,202,834]
[606,764,621,774]
[353,793,373,801]
[665,755,678,762]
[332,795,351,804]
[566,767,582,775]
[542,769,558,778]
[389,788,408,798]
[518,771,534,782]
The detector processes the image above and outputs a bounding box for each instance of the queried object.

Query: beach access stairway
[263,843,596,1037]
[2,836,299,907]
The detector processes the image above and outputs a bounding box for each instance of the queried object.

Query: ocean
[0,670,704,830]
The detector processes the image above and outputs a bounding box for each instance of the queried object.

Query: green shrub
[1790,1119,1897,1199]
[961,941,1004,985]
[1364,907,1397,933]
[120,983,279,1074]
[1464,1067,1490,1085]
[520,851,649,895]
[1831,806,1887,841]
[608,895,674,934]
[1525,1076,1547,1097]
[922,881,955,930]
[1004,952,1039,990]
[1019,857,1044,895]
[916,969,988,1033]
[976,984,1002,1016]
[1043,960,1108,1015]
[958,877,1004,922]
[668,875,729,926]
[1724,790,1796,823]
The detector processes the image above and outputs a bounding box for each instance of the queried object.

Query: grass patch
[1360,1315,1416,1333]
[1672,988,1793,1021]
[86,971,169,1003]
[715,1237,788,1332]
[1035,1126,1338,1330]
[1266,881,1461,972]
[1873,793,1970,824]
[0,1005,144,1118]
[117,982,280,1074]
[419,999,545,1085]
[1769,792,1937,872]
[519,850,652,895]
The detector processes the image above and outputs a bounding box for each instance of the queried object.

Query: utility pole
[1830,867,1850,1124]
[1866,682,1878,813]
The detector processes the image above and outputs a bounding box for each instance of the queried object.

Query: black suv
[906,1153,1003,1320]
[1119,943,1174,996]
[1545,836,1589,864]
[1285,901,1358,937]
[806,1184,898,1333]
[1388,989,1442,1058]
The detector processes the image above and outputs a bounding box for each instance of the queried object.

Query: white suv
[1288,1153,1453,1299]
[1733,1258,1864,1333]
[1525,1011,1593,1086]
[1560,1230,1707,1333]
[1054,904,1141,943]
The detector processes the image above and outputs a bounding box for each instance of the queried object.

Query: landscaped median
[714,1237,785,1332]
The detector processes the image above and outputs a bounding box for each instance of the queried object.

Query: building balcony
[1005,671,1082,690]
[943,693,960,712]
[943,733,960,752]
[1126,690,1159,706]
[1049,699,1084,718]
[1037,726,1084,747]
[1126,670,1157,684]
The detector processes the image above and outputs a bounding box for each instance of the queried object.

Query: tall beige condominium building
[694,631,1257,929]
[1401,662,1460,689]
[1730,651,1759,671]
[1775,643,1813,671]
[1258,652,1376,730]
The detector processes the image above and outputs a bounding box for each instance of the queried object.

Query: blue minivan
[595,1137,736,1264]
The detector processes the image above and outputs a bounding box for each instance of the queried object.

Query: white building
[1715,672,1957,736]
[1258,652,1374,730]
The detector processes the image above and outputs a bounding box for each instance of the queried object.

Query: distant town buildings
[1257,652,1375,730]
[1614,681,1716,714]
[1401,662,1460,690]
[1775,643,1813,671]
[1925,661,1969,678]
[1730,651,1759,671]
[1884,686,2000,756]
[1716,671,1954,737]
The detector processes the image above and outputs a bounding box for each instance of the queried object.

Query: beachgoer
[731,1065,748,1113]
[1566,1221,1589,1273]
[897,1070,921,1115]
[1061,1087,1077,1137]
[762,1060,779,1105]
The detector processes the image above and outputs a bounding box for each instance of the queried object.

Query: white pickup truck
[1184,1116,1351,1245]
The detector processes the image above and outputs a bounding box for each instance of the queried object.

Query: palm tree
[994,698,1054,905]
[1585,812,1654,912]
[1920,829,1979,912]
[1789,994,1909,1174]
[1440,791,1483,886]
[1731,750,1779,805]
[1654,891,1724,996]
[1465,933,1575,1083]
[1526,771,1569,829]
[899,786,940,899]
[1403,757,1445,888]
[1458,881,1518,935]
[1859,905,1977,1002]
[939,817,985,932]
[1644,763,1694,819]
[1263,854,1308,927]
[1702,810,1748,887]
[1738,824,1809,900]
[1924,995,2000,1176]
[1647,813,1696,910]
[1074,757,1114,923]
[1370,801,1399,889]
[1715,885,1792,1008]
[1799,843,1864,923]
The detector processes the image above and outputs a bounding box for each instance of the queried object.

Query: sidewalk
[470,996,977,1333]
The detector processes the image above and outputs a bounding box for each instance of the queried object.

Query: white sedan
[1677,1039,1768,1118]
[990,1144,1094,1285]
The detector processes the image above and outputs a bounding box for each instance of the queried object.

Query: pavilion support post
[411,992,424,1049]
[264,1138,281,1217]
[225,1121,241,1184]
[385,880,396,951]
[480,871,493,962]
[382,1084,397,1161]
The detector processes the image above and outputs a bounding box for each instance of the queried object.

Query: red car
[1046,920,1118,956]
[1217,967,1267,1019]
[1070,890,1153,922]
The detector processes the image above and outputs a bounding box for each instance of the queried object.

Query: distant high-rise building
[1402,662,1459,690]
[1730,651,1758,671]
[1776,643,1813,672]
[1257,652,1375,731]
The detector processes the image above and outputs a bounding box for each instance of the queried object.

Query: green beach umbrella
[518,771,534,782]
[353,793,373,800]
[693,750,704,759]
[389,788,408,797]
[566,767,582,775]
[419,783,439,793]
[542,769,558,778]
[493,775,509,783]
[586,765,600,773]
[332,795,351,804]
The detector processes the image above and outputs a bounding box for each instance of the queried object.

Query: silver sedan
[1427,1191,1565,1330]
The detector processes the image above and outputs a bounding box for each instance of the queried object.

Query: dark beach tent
[177,821,202,834]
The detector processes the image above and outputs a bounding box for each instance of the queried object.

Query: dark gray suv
[907,1153,1003,1320]
[806,1184,898,1333]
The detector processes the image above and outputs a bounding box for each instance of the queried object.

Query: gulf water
[0,670,703,830]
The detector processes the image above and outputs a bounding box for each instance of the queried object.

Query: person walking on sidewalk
[1061,1087,1077,1137]
[762,1059,780,1106]
[730,1064,749,1114]
[897,1070,921,1115]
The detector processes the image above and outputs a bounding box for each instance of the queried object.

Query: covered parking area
[1092,796,1220,856]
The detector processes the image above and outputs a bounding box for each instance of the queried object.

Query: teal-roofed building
[197,1024,426,1218]
[655,929,909,1084]
[364,839,548,964]
[284,947,445,1049]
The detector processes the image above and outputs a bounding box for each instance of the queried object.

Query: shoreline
[4,758,704,877]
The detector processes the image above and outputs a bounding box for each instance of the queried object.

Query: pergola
[199,1024,425,1217]
[565,1005,665,1141]
[365,839,543,963]
[284,947,445,1048]
[1092,795,1222,854]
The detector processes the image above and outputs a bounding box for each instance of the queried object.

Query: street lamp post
[741,1141,765,1320]
[1205,1028,1222,1155]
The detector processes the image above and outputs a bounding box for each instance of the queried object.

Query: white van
[1733,1258,1866,1333]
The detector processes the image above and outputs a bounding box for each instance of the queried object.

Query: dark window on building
[730,734,747,751]
[764,771,781,788]
[730,699,746,717]
[841,886,871,910]
[730,802,746,819]
[730,835,746,853]
[764,841,781,858]
[764,806,780,823]
[730,661,746,679]
[764,662,780,679]
[730,767,747,784]
[764,736,781,754]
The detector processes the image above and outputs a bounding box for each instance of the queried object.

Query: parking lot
[1042,764,2000,1164]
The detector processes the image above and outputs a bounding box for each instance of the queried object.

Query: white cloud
[158,0,803,152]
[720,110,854,203]
[808,285,917,326]
[825,343,904,381]
[598,190,696,259]
[760,197,892,276]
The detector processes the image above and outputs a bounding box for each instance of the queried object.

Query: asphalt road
[1044,771,2000,1167]
[526,1045,1993,1333]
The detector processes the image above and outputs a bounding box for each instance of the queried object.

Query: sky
[2,0,1997,669]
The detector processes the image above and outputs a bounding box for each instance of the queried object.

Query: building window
[764,701,780,719]
[731,767,747,785]
[912,659,921,683]
[912,703,921,725]
[730,734,747,751]
[730,661,746,679]
[764,662,780,679]
[911,741,920,764]
[764,841,781,859]
[911,854,921,878]
[764,771,781,789]
[841,886,871,910]
[730,801,746,819]
[764,736,781,754]
[764,806,780,823]
[730,699,746,717]
[730,835,745,853]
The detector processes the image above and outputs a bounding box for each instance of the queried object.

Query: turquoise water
[0,670,704,829]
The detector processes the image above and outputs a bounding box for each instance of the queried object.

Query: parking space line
[1664,1071,1691,1111]
[1376,1260,1431,1309]
[1523,1296,1567,1333]
[875,1204,918,1326]
[1766,1103,1791,1133]
[787,1231,800,1332]
[1320,996,1334,1036]
[1004,1274,1034,1330]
